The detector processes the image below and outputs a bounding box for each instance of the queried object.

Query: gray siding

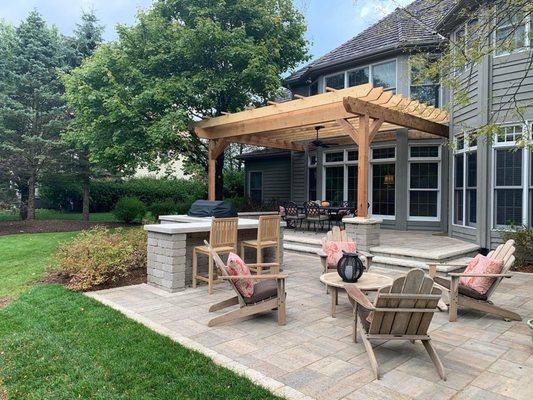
[245,157,291,202]
[452,70,479,133]
[291,152,307,204]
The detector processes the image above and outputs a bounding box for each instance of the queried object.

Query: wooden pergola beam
[207,139,229,201]
[343,97,449,138]
[232,135,305,152]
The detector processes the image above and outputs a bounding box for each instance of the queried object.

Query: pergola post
[208,139,228,201]
[357,115,370,218]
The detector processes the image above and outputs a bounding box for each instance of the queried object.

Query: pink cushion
[460,254,503,295]
[323,241,357,268]
[226,253,254,298]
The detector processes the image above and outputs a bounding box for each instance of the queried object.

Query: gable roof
[285,0,459,85]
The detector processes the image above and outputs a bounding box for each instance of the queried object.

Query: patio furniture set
[280,201,355,232]
[194,220,523,381]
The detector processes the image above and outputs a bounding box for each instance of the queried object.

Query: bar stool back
[240,215,281,274]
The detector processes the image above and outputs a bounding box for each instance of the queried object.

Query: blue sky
[0,0,412,62]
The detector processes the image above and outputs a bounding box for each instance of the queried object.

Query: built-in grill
[187,200,238,218]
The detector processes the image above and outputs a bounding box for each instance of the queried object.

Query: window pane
[410,162,438,189]
[308,168,317,201]
[309,154,317,166]
[309,81,319,96]
[249,172,262,202]
[325,152,344,163]
[467,189,477,225]
[454,190,464,224]
[372,61,396,90]
[467,152,477,187]
[372,163,395,216]
[496,13,527,55]
[495,189,523,225]
[410,146,439,158]
[410,191,438,217]
[410,85,440,107]
[325,166,344,203]
[456,136,465,150]
[348,165,357,204]
[347,150,358,161]
[497,125,522,143]
[455,154,464,188]
[348,67,369,87]
[496,149,522,187]
[373,147,395,160]
[325,73,345,90]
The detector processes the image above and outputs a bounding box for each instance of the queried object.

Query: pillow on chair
[460,254,503,295]
[226,253,254,298]
[324,241,357,268]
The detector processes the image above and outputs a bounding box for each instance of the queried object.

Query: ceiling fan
[310,125,338,148]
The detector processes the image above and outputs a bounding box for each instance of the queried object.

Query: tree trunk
[18,183,29,220]
[215,153,224,200]
[27,173,36,220]
[82,176,90,222]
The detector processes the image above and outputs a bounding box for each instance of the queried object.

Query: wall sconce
[384,174,395,186]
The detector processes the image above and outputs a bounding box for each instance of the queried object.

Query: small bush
[148,199,179,218]
[52,227,147,291]
[502,226,533,270]
[113,197,146,223]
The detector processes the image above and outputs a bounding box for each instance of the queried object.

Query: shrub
[502,226,533,270]
[223,170,245,198]
[39,174,82,211]
[52,227,147,291]
[113,197,146,223]
[148,199,179,218]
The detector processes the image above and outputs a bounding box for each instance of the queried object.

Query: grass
[0,232,77,298]
[0,285,281,400]
[0,209,117,222]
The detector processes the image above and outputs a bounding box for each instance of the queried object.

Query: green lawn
[0,232,77,298]
[0,208,116,222]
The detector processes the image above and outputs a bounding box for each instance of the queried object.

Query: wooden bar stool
[192,217,238,294]
[240,215,281,274]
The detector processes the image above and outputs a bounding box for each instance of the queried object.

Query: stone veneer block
[343,217,382,253]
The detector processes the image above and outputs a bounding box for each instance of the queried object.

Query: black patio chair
[305,203,330,232]
[284,201,305,229]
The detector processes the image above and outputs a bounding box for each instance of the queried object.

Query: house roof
[236,148,291,160]
[285,0,459,86]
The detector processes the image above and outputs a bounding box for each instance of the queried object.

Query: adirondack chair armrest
[317,250,327,257]
[219,274,288,280]
[448,272,513,278]
[345,284,375,310]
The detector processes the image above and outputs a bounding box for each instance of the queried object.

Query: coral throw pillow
[324,241,357,268]
[460,254,503,295]
[226,253,254,298]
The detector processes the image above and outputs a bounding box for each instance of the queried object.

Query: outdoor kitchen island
[144,215,285,293]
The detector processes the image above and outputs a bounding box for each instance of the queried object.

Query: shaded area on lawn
[0,220,127,236]
[0,209,117,222]
[0,285,282,400]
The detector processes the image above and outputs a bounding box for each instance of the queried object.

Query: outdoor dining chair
[304,202,329,232]
[284,201,305,229]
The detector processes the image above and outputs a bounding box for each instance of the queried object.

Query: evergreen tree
[0,11,68,219]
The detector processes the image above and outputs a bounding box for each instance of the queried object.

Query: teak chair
[317,226,374,273]
[204,241,287,327]
[241,215,281,273]
[192,217,238,295]
[432,239,521,322]
[346,268,445,380]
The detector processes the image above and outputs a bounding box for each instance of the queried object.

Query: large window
[410,59,440,107]
[321,149,358,206]
[408,145,440,220]
[453,18,480,74]
[372,61,396,93]
[371,147,396,217]
[249,171,262,202]
[492,124,532,228]
[325,73,345,90]
[325,166,344,203]
[308,153,317,200]
[454,134,477,227]
[348,67,369,87]
[495,12,531,56]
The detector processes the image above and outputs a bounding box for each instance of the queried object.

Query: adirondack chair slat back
[321,226,354,252]
[485,239,516,299]
[258,215,280,243]
[369,269,441,336]
[209,218,238,248]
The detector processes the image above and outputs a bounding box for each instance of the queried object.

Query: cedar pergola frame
[194,83,449,218]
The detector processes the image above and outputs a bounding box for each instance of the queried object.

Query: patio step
[283,234,322,255]
[369,244,479,264]
[371,255,473,276]
[283,243,320,255]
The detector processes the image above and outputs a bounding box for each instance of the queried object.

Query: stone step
[371,255,472,276]
[370,244,479,264]
[284,243,320,255]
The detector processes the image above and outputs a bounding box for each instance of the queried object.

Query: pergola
[194,83,449,218]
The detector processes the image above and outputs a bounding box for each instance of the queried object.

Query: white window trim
[407,144,442,222]
[493,12,532,58]
[248,171,263,202]
[452,133,478,229]
[369,144,396,220]
[321,148,359,203]
[491,123,530,230]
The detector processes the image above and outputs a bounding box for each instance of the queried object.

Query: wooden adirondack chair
[317,226,373,273]
[346,268,445,380]
[433,239,521,322]
[204,241,287,327]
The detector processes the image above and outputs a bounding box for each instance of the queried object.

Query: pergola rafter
[194,83,449,218]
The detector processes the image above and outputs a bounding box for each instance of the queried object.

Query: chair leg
[208,252,214,295]
[192,248,198,289]
[422,340,446,381]
[449,277,459,322]
[240,242,245,261]
[361,333,380,379]
[256,246,262,265]
[277,295,286,326]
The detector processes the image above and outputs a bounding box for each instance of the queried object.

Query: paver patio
[87,252,533,400]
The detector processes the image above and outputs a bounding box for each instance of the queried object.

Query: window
[325,166,344,203]
[410,59,440,107]
[372,61,396,92]
[371,147,396,217]
[325,152,344,163]
[409,145,440,220]
[321,149,358,206]
[492,124,532,228]
[249,172,262,202]
[308,153,317,200]
[309,81,319,96]
[453,18,480,74]
[454,134,477,227]
[348,67,369,87]
[495,12,530,56]
[325,73,345,90]
[348,165,358,204]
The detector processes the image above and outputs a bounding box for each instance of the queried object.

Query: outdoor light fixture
[384,174,395,186]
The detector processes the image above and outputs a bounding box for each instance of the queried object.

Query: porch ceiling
[194,83,449,152]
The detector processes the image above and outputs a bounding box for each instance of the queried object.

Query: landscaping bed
[0,219,125,236]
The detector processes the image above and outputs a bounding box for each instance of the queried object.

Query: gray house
[239,0,532,249]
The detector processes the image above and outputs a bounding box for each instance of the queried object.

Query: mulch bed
[0,220,127,236]
[42,268,147,292]
[517,263,533,273]
[0,297,13,309]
